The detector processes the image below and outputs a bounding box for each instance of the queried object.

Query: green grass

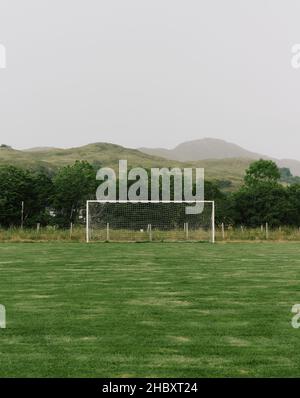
[0,242,300,377]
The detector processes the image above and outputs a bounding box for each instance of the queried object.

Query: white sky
[1,0,300,159]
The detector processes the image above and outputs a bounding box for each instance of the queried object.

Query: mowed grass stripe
[0,242,300,377]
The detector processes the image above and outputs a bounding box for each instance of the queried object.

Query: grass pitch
[0,242,300,377]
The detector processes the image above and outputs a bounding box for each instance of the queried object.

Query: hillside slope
[0,142,251,188]
[139,138,300,176]
[0,143,175,171]
[140,138,261,161]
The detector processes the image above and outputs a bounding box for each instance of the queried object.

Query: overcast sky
[1,0,300,159]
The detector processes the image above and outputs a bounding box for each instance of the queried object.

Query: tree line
[0,159,300,228]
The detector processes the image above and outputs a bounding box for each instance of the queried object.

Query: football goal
[86,200,215,243]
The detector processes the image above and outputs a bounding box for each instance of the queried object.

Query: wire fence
[0,224,300,242]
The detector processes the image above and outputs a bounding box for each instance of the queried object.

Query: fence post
[70,222,73,238]
[106,223,110,241]
[185,222,189,240]
[148,224,152,242]
[21,201,24,229]
[221,223,225,240]
[36,223,40,233]
[266,223,269,240]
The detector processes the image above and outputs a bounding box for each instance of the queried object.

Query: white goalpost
[86,200,215,243]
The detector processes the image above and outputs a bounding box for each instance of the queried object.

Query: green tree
[52,161,97,226]
[284,184,300,226]
[29,172,54,225]
[280,167,293,181]
[244,159,280,187]
[230,160,290,227]
[0,166,52,227]
[232,184,288,227]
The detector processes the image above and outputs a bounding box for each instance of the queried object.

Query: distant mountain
[276,159,300,176]
[139,138,300,176]
[140,138,261,161]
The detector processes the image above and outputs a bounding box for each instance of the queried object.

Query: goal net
[86,200,215,243]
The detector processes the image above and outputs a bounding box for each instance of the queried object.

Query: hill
[139,138,300,176]
[140,138,261,161]
[0,143,175,171]
[0,142,250,188]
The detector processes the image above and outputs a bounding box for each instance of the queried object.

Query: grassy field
[0,242,300,377]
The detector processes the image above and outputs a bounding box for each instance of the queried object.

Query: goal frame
[86,200,215,243]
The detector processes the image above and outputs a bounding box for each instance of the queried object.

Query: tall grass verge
[1,226,300,242]
[0,227,85,242]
